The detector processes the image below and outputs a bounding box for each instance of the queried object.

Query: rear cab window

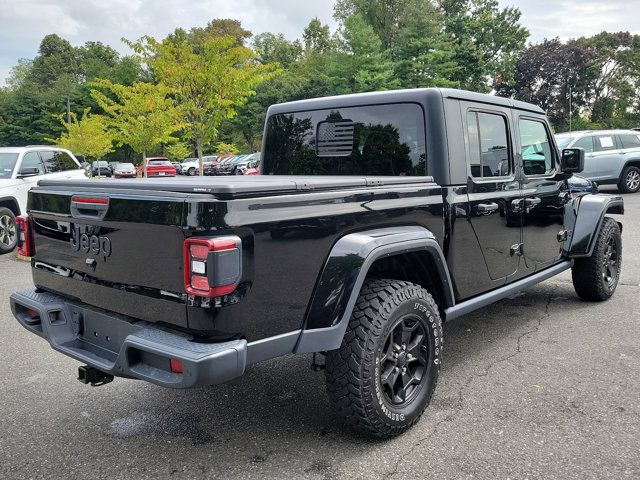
[262,103,426,176]
[466,111,512,178]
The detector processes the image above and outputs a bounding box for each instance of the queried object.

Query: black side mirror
[18,167,40,177]
[561,148,584,174]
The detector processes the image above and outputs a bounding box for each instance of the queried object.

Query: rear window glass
[262,103,426,176]
[595,136,617,151]
[148,160,171,165]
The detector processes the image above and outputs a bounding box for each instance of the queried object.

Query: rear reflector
[169,359,183,374]
[183,236,242,298]
[25,308,39,319]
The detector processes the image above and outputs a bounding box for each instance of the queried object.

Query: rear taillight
[16,215,35,257]
[183,236,242,298]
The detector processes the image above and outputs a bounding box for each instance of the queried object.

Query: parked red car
[243,166,259,175]
[137,157,176,177]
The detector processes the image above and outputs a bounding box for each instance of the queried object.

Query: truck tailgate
[28,187,190,328]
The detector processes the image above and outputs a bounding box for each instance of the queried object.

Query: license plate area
[71,305,134,356]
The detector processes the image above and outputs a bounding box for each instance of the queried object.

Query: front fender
[567,193,624,257]
[294,226,453,353]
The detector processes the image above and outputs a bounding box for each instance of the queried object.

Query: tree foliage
[50,108,113,159]
[1,8,638,154]
[126,33,279,174]
[90,80,182,175]
[496,33,640,131]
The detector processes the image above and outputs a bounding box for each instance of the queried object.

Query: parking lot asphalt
[0,186,638,480]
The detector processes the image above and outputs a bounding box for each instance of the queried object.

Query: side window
[39,151,78,172]
[595,135,618,152]
[20,152,46,175]
[519,119,555,176]
[467,111,511,178]
[38,151,59,173]
[619,134,640,149]
[54,151,79,171]
[573,136,594,153]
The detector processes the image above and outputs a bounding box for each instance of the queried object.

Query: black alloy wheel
[379,315,429,405]
[325,279,442,438]
[601,235,619,291]
[572,217,622,301]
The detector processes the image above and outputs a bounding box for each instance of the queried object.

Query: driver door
[516,116,566,271]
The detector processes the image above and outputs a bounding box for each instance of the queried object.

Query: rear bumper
[10,288,247,389]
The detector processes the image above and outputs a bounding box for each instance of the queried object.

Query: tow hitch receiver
[78,365,114,387]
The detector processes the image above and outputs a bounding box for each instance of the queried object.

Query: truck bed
[27,175,443,340]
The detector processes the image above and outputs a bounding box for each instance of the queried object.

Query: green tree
[394,1,459,88]
[331,13,398,93]
[90,80,182,176]
[50,108,114,159]
[253,33,302,68]
[165,141,191,161]
[303,18,333,54]
[437,0,528,91]
[128,33,279,175]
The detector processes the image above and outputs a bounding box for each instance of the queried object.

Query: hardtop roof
[267,88,545,116]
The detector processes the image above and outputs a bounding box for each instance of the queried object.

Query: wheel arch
[0,196,21,216]
[295,226,454,354]
[622,158,640,172]
[568,194,624,257]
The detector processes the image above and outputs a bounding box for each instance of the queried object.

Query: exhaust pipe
[78,365,114,387]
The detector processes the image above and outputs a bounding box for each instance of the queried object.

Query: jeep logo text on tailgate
[70,225,112,260]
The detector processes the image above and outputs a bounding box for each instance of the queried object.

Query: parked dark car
[91,161,111,177]
[11,88,623,438]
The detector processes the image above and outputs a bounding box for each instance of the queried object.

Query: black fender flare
[0,196,21,216]
[567,193,624,258]
[294,226,454,353]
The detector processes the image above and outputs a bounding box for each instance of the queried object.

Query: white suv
[0,146,86,253]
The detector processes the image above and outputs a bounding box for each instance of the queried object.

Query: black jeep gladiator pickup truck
[11,88,623,438]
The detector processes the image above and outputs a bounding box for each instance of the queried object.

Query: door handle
[476,202,499,214]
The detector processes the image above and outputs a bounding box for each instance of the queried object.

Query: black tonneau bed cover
[37,175,436,198]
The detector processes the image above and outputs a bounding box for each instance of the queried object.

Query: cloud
[499,0,640,42]
[1,0,639,86]
[0,0,337,85]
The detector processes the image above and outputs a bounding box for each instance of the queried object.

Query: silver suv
[555,130,640,193]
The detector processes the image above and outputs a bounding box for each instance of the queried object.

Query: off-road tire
[618,166,640,193]
[572,217,622,301]
[325,279,442,438]
[0,207,17,254]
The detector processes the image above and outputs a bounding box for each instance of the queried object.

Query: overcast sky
[1,0,639,86]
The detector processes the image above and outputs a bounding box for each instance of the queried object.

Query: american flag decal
[316,120,355,156]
